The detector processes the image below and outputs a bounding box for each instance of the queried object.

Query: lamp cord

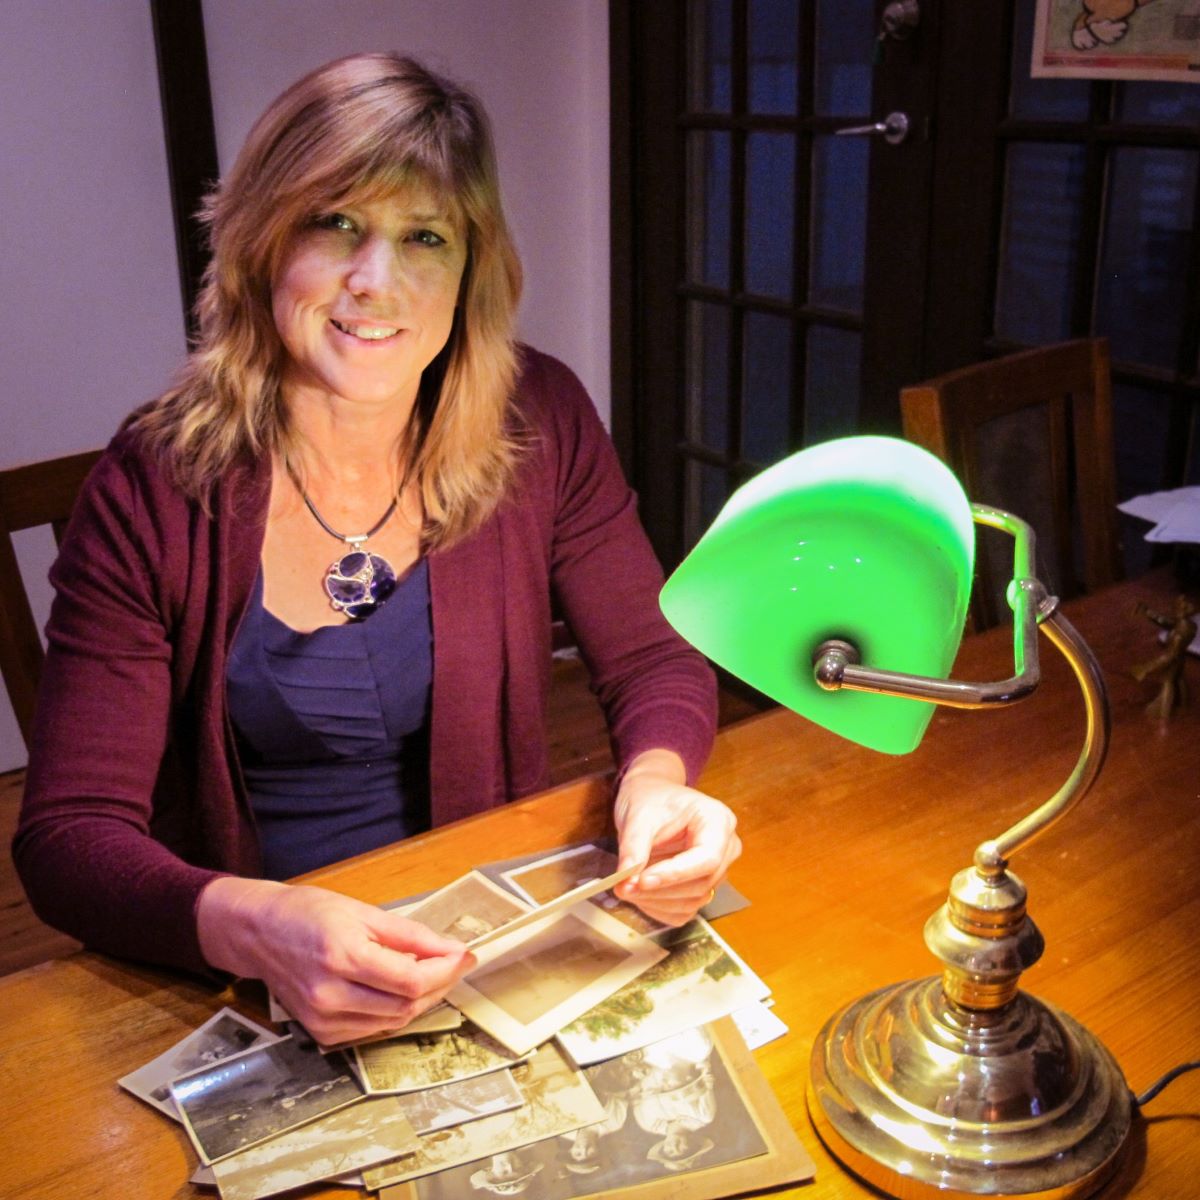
[1133,1060,1200,1107]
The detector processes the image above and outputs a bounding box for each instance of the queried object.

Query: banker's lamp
[660,436,1130,1199]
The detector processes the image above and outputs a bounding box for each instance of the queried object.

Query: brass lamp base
[807,977,1131,1199]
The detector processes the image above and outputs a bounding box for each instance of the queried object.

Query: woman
[13,53,739,1047]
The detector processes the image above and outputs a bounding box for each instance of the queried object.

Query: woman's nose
[346,236,403,297]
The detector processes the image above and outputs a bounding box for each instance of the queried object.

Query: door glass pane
[1112,381,1174,576]
[995,142,1086,344]
[809,135,868,312]
[686,131,731,288]
[685,460,731,549]
[1116,82,1200,126]
[804,325,861,444]
[1009,0,1090,121]
[814,0,874,117]
[748,0,799,114]
[745,132,794,298]
[688,0,733,112]
[743,312,792,464]
[685,301,731,453]
[1095,147,1197,369]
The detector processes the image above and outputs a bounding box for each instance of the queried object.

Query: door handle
[834,111,910,146]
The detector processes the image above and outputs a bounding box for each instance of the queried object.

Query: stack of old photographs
[118,842,814,1199]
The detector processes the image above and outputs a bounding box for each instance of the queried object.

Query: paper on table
[1118,486,1200,544]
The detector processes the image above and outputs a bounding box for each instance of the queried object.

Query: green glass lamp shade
[659,436,975,754]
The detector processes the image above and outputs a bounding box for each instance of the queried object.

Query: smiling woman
[12,52,741,1048]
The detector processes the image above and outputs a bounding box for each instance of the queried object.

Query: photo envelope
[447,900,668,1056]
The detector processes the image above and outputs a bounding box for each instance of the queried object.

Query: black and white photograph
[361,1040,605,1191]
[118,1007,278,1120]
[396,1069,525,1135]
[404,1019,816,1200]
[208,1094,420,1200]
[169,1032,365,1164]
[354,1020,526,1094]
[556,918,770,1064]
[448,904,667,1055]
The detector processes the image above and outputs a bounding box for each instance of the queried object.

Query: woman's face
[272,184,467,416]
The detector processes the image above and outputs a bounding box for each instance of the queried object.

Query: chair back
[0,450,103,749]
[901,338,1121,629]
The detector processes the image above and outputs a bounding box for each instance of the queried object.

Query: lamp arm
[814,502,1111,874]
[972,605,1110,873]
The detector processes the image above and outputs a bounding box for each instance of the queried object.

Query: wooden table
[2,574,1197,1199]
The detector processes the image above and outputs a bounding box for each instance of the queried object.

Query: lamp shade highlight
[659,436,975,753]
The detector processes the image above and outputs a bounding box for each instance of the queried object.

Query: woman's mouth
[330,318,400,341]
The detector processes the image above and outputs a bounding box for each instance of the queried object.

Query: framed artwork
[1032,0,1200,82]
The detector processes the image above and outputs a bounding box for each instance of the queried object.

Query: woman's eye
[410,228,447,247]
[314,212,355,233]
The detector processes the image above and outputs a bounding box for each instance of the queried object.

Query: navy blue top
[226,561,433,880]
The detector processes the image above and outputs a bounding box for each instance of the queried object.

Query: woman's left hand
[612,748,741,925]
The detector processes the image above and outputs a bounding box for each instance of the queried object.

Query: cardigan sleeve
[12,443,225,974]
[529,353,718,783]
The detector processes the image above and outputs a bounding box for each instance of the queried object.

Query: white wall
[202,0,611,414]
[0,0,610,772]
[0,1,186,771]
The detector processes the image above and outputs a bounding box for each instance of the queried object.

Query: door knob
[834,111,910,146]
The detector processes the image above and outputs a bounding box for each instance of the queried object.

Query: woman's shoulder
[511,344,605,439]
[78,418,264,526]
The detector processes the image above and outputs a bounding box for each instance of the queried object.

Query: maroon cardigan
[14,349,716,974]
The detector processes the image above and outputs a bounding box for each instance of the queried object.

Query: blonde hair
[131,52,524,546]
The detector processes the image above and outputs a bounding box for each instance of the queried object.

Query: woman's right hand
[196,876,474,1046]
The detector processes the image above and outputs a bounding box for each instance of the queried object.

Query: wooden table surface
[2,573,1198,1199]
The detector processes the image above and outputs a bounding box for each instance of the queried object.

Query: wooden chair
[901,338,1122,629]
[0,449,103,750]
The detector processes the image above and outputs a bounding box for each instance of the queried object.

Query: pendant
[324,549,398,619]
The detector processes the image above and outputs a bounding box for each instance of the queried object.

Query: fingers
[281,970,462,1047]
[614,783,742,924]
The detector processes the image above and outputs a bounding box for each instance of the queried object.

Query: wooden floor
[0,655,767,977]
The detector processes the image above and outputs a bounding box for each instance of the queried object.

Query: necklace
[292,472,400,619]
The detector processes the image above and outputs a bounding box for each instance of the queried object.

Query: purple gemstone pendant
[324,549,398,619]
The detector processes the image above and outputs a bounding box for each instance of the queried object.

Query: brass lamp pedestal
[806,508,1133,1198]
[807,880,1132,1199]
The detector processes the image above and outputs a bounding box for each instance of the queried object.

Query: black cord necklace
[289,464,400,619]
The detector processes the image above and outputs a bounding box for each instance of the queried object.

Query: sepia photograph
[362,1040,605,1191]
[502,843,621,906]
[396,1069,525,1135]
[119,1006,278,1120]
[354,1020,527,1094]
[448,904,667,1055]
[501,844,665,937]
[209,1094,420,1200]
[398,1019,815,1200]
[170,1031,365,1164]
[403,869,533,943]
[556,918,770,1065]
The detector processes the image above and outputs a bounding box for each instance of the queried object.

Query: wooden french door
[612,0,1200,575]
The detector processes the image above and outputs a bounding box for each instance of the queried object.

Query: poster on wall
[1032,0,1200,81]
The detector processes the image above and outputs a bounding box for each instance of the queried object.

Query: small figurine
[1131,595,1198,720]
